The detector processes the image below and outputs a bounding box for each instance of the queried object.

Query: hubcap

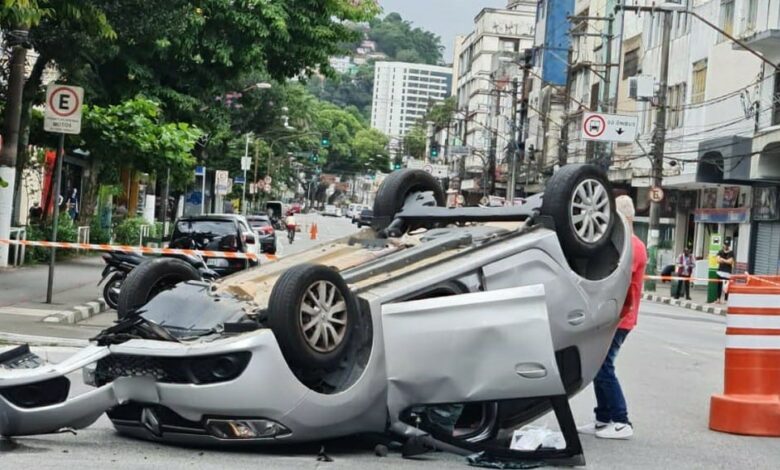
[570,179,611,244]
[299,280,348,353]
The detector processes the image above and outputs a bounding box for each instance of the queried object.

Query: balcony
[734,29,780,61]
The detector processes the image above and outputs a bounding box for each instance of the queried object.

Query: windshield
[174,220,236,237]
[248,219,271,228]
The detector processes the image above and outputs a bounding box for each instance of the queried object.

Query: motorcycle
[100,251,220,311]
[287,226,295,244]
[99,252,146,310]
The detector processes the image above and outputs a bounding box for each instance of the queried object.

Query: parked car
[323,204,338,217]
[246,215,277,255]
[351,204,367,223]
[345,203,358,218]
[169,214,258,277]
[0,165,630,466]
[355,208,373,227]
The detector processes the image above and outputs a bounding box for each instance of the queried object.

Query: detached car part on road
[0,164,631,466]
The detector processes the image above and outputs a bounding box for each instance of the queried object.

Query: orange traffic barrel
[709,275,780,436]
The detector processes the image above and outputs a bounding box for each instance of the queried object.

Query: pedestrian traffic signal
[430,143,440,158]
[321,131,331,147]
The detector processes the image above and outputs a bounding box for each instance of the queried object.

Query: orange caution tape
[0,239,264,261]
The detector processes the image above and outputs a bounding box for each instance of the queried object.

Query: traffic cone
[709,275,780,436]
[310,223,318,240]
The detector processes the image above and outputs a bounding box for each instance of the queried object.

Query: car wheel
[117,258,201,319]
[267,264,358,371]
[102,273,123,310]
[540,164,616,257]
[372,169,445,235]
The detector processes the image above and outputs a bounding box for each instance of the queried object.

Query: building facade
[451,2,537,201]
[370,61,453,150]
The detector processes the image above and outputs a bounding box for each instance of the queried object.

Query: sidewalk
[0,256,110,337]
[641,281,727,315]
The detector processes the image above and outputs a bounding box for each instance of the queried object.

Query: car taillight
[262,226,274,234]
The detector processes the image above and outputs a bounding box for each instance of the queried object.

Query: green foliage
[113,217,149,246]
[404,125,426,159]
[368,12,444,65]
[25,213,78,264]
[89,216,111,244]
[80,97,201,189]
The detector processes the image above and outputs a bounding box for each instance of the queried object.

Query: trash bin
[707,268,719,303]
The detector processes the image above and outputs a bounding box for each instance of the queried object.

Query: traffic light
[320,131,331,147]
[310,150,319,163]
[430,142,440,158]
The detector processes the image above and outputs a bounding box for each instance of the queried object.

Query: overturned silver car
[0,164,631,466]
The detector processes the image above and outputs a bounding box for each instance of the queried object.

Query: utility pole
[616,5,671,291]
[559,47,574,168]
[601,15,616,168]
[0,30,29,267]
[488,89,501,196]
[507,78,520,203]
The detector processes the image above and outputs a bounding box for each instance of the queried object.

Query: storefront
[751,185,780,275]
[692,185,752,274]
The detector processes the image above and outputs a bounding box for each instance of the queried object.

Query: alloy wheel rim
[299,280,348,353]
[570,178,611,244]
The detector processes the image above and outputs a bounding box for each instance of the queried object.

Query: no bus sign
[44,84,84,134]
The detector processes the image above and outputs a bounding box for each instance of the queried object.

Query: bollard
[709,275,780,436]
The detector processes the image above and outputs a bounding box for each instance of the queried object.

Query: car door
[381,284,564,419]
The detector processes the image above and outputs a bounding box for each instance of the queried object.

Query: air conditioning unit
[628,75,654,101]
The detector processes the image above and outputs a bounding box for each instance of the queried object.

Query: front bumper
[0,329,386,443]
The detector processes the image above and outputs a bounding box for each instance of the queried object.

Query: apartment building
[452,1,537,201]
[370,61,453,151]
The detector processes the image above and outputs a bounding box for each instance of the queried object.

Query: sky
[378,0,507,63]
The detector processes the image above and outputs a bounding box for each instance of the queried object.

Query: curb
[0,331,89,348]
[42,298,109,324]
[641,293,726,316]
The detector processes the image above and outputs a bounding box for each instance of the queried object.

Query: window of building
[719,0,734,42]
[623,49,640,79]
[666,83,686,129]
[500,38,519,52]
[691,59,708,104]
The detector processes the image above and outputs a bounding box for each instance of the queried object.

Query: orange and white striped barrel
[709,275,780,436]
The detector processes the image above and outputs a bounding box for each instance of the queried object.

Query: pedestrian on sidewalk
[578,195,648,440]
[715,240,734,304]
[672,247,695,300]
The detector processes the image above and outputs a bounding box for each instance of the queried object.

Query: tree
[404,125,426,159]
[77,96,201,224]
[0,0,113,266]
[368,12,444,65]
[352,128,390,170]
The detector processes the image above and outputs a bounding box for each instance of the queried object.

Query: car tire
[117,258,201,319]
[102,273,123,310]
[267,264,358,371]
[372,169,445,234]
[540,164,616,257]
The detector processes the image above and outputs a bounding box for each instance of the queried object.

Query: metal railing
[9,227,27,267]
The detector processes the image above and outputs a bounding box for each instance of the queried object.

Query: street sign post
[195,166,207,214]
[43,84,84,304]
[649,186,665,203]
[582,112,638,143]
[44,84,84,134]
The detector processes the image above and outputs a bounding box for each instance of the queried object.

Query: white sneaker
[595,422,633,439]
[577,420,609,435]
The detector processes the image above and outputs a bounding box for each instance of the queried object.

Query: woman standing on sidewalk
[672,247,695,300]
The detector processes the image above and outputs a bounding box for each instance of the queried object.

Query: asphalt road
[3,303,779,469]
[1,215,778,468]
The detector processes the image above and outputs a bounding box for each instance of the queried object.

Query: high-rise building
[370,61,453,146]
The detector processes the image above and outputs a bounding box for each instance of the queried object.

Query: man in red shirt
[579,195,648,440]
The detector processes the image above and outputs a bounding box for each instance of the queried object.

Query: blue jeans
[594,328,630,424]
